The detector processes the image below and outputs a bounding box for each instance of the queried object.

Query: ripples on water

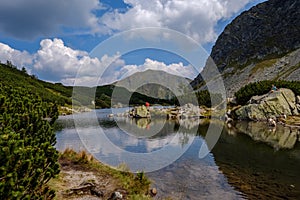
[55,109,300,199]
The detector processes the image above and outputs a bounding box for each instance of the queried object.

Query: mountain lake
[55,108,300,199]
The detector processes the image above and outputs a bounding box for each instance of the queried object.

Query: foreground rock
[235,88,299,121]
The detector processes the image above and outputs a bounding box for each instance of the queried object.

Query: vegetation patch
[49,149,152,200]
[235,80,300,105]
[0,84,60,199]
[250,58,278,75]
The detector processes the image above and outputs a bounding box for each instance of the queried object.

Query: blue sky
[0,0,265,86]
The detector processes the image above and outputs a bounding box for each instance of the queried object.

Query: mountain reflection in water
[55,109,300,199]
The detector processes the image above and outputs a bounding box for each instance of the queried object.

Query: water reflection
[234,121,299,149]
[213,125,300,199]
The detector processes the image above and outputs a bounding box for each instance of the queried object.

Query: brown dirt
[50,157,129,200]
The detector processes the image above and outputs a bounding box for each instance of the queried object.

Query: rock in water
[135,105,150,118]
[236,88,298,121]
[150,188,157,197]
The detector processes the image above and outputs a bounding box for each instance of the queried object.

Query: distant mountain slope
[192,0,300,96]
[116,69,192,100]
[0,63,174,108]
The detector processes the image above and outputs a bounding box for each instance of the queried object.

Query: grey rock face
[235,88,298,121]
[210,0,300,72]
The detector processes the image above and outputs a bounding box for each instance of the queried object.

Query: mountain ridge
[192,0,300,96]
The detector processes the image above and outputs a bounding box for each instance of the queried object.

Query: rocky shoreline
[49,149,153,200]
[227,88,300,149]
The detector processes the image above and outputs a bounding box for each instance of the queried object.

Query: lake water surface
[55,109,300,199]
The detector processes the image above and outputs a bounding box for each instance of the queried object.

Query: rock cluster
[129,105,151,118]
[166,103,209,119]
[235,88,299,121]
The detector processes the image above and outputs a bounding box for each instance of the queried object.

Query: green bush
[0,84,60,199]
[0,63,72,106]
[235,80,300,105]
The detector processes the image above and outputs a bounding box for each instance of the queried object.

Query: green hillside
[74,84,175,108]
[0,63,174,109]
[0,63,72,106]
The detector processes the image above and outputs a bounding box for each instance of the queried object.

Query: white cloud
[120,58,197,80]
[32,38,125,85]
[0,38,198,86]
[0,43,32,68]
[34,39,99,79]
[100,0,258,43]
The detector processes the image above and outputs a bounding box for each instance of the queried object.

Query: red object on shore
[145,102,150,107]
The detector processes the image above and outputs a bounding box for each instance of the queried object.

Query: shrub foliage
[0,84,60,199]
[235,80,300,105]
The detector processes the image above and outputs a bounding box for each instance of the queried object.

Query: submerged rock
[236,88,298,121]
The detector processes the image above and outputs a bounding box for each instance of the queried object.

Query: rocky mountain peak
[212,0,300,71]
[192,0,300,96]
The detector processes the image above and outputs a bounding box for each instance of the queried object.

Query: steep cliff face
[192,0,300,96]
[212,0,300,71]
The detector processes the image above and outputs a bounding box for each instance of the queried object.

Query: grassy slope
[0,63,174,110]
[0,63,72,105]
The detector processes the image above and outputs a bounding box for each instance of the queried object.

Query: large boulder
[135,105,150,118]
[236,88,298,121]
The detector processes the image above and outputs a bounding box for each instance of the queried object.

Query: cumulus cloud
[0,39,194,86]
[69,57,196,86]
[0,43,32,68]
[34,38,100,80]
[0,0,101,39]
[100,0,259,43]
[32,38,126,85]
[119,58,197,80]
[31,39,196,85]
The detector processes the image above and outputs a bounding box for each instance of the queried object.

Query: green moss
[250,58,278,75]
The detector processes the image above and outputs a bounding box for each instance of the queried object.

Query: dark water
[55,109,300,199]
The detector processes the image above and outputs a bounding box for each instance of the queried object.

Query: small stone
[91,188,104,197]
[150,188,157,196]
[297,96,300,104]
[296,104,300,112]
[110,191,123,200]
